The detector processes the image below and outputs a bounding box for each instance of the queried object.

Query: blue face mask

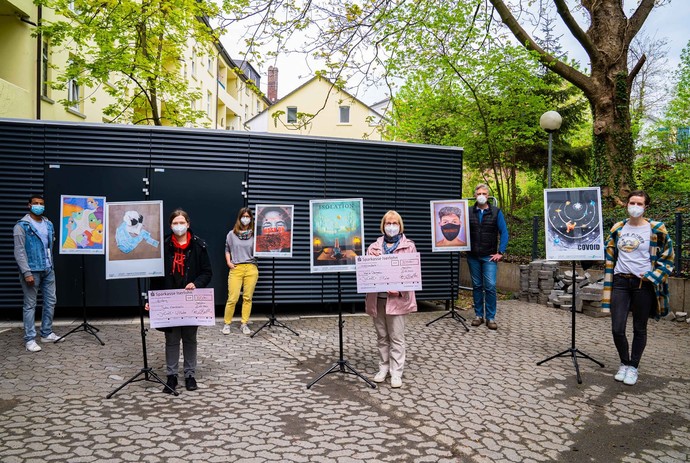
[31,205,45,215]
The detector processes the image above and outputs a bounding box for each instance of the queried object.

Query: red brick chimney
[267,66,278,103]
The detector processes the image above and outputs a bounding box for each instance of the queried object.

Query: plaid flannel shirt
[602,219,675,318]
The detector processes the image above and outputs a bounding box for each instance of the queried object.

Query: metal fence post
[675,212,682,277]
[532,215,540,261]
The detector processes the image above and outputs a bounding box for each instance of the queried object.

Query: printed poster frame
[253,204,295,258]
[309,198,365,273]
[105,200,165,279]
[59,194,106,254]
[544,187,605,261]
[430,199,471,252]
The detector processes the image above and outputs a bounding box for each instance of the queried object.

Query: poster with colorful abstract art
[59,195,106,254]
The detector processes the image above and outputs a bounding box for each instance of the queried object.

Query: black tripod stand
[107,280,177,398]
[58,255,104,345]
[427,253,469,331]
[537,260,604,383]
[307,273,376,389]
[251,258,299,338]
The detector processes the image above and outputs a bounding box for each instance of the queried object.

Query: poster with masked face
[254,204,294,257]
[105,200,164,279]
[430,200,471,252]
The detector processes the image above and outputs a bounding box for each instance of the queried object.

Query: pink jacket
[364,235,418,317]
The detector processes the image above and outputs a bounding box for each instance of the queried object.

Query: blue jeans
[20,268,57,342]
[467,255,497,321]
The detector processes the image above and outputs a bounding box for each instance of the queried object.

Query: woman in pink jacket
[364,210,418,388]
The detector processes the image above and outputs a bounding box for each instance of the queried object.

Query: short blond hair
[380,210,404,234]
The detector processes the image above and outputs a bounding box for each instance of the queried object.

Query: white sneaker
[26,340,42,352]
[41,332,62,342]
[623,366,639,385]
[391,375,402,388]
[614,364,628,382]
[373,370,388,383]
[241,324,251,335]
[221,324,231,335]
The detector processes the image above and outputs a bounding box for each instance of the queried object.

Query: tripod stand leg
[342,361,377,388]
[250,319,273,338]
[536,348,572,365]
[575,349,605,368]
[83,324,105,345]
[570,351,583,384]
[272,319,300,336]
[306,362,341,389]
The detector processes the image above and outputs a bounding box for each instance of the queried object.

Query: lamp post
[540,111,562,189]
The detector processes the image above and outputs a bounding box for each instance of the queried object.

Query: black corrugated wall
[0,119,462,311]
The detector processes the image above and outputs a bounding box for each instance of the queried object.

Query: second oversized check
[148,288,215,329]
[356,253,423,293]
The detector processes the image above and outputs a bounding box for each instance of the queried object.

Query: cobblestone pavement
[1,300,689,463]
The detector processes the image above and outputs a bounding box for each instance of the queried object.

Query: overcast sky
[222,2,689,105]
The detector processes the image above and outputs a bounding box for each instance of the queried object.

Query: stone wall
[459,258,690,313]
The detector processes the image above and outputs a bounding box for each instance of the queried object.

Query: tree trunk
[488,0,655,201]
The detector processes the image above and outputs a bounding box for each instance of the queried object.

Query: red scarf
[172,232,191,276]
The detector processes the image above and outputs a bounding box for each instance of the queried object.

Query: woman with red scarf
[148,209,212,394]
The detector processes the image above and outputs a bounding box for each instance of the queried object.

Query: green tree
[224,0,668,202]
[36,0,219,126]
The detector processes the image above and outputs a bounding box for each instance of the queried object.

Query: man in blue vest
[467,184,509,330]
[13,194,60,352]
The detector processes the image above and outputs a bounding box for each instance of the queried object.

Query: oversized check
[148,288,216,329]
[356,253,422,293]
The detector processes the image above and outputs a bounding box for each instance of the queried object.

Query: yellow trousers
[224,263,259,325]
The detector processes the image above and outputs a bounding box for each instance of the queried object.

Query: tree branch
[488,0,593,98]
[552,0,597,59]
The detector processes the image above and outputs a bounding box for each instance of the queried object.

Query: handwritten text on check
[148,288,216,329]
[356,253,422,293]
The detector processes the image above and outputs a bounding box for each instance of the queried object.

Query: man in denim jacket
[13,194,60,352]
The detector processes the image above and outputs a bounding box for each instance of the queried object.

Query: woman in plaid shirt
[602,190,674,386]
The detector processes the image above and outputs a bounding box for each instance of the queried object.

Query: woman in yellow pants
[222,207,259,335]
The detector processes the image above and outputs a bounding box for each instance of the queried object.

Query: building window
[339,106,350,124]
[67,79,80,111]
[206,91,212,116]
[207,56,213,73]
[287,106,297,123]
[191,50,197,78]
[256,101,260,113]
[41,41,49,97]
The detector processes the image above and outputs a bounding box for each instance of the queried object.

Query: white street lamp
[540,111,562,189]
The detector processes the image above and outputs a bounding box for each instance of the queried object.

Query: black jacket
[468,204,500,257]
[150,231,213,291]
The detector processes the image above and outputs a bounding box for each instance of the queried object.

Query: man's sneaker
[391,375,402,388]
[185,376,198,391]
[25,340,42,352]
[221,324,231,335]
[373,370,388,383]
[623,366,639,386]
[41,332,62,343]
[487,320,498,330]
[471,317,484,327]
[614,364,628,382]
[163,375,177,394]
[241,324,251,335]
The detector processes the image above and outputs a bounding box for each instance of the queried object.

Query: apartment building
[0,0,269,127]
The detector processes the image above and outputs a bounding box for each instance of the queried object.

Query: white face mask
[385,224,400,237]
[240,217,251,226]
[172,224,188,236]
[476,195,488,205]
[627,205,644,218]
